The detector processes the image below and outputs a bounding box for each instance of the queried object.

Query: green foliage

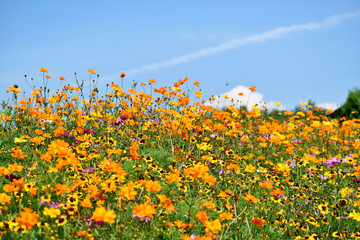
[329,87,360,119]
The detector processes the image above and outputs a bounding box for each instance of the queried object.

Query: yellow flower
[340,187,353,198]
[56,216,67,226]
[43,207,61,218]
[244,163,256,173]
[195,91,202,98]
[7,86,22,94]
[14,137,27,143]
[349,210,360,221]
[276,163,291,175]
[317,203,329,215]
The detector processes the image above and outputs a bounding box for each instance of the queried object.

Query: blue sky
[1,1,360,110]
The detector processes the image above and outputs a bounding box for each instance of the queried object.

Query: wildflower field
[0,68,360,240]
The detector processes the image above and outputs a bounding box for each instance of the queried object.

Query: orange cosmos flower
[202,173,216,185]
[133,203,156,218]
[259,181,273,189]
[204,219,222,234]
[77,231,87,237]
[227,163,240,171]
[130,141,140,160]
[219,212,233,221]
[88,69,96,74]
[249,85,256,92]
[144,180,162,193]
[120,72,126,78]
[148,78,156,85]
[119,183,138,200]
[0,193,11,205]
[193,80,200,87]
[195,90,203,98]
[11,146,27,160]
[200,200,215,210]
[166,169,181,183]
[58,76,65,81]
[100,179,117,193]
[179,96,191,106]
[252,217,265,227]
[270,188,285,196]
[243,193,259,203]
[15,208,39,229]
[185,163,209,179]
[157,194,176,213]
[80,197,92,208]
[45,75,51,79]
[238,92,244,96]
[91,206,116,224]
[178,77,189,85]
[3,183,20,192]
[7,163,24,172]
[40,67,48,73]
[196,211,209,223]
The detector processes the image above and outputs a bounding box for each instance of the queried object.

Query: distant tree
[329,87,360,119]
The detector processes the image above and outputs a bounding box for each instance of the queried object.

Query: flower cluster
[0,68,359,239]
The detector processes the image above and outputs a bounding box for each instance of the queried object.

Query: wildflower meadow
[0,68,359,240]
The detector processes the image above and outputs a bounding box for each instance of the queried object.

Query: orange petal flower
[40,67,48,73]
[15,208,39,229]
[196,211,209,223]
[270,188,285,196]
[133,203,156,218]
[91,206,116,224]
[148,79,156,85]
[242,193,259,203]
[252,217,265,227]
[259,181,273,189]
[204,219,222,234]
[88,69,96,74]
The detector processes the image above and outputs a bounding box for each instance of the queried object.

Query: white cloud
[206,85,285,111]
[102,11,360,82]
[316,102,340,111]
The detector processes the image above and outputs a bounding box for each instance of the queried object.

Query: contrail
[103,11,360,81]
